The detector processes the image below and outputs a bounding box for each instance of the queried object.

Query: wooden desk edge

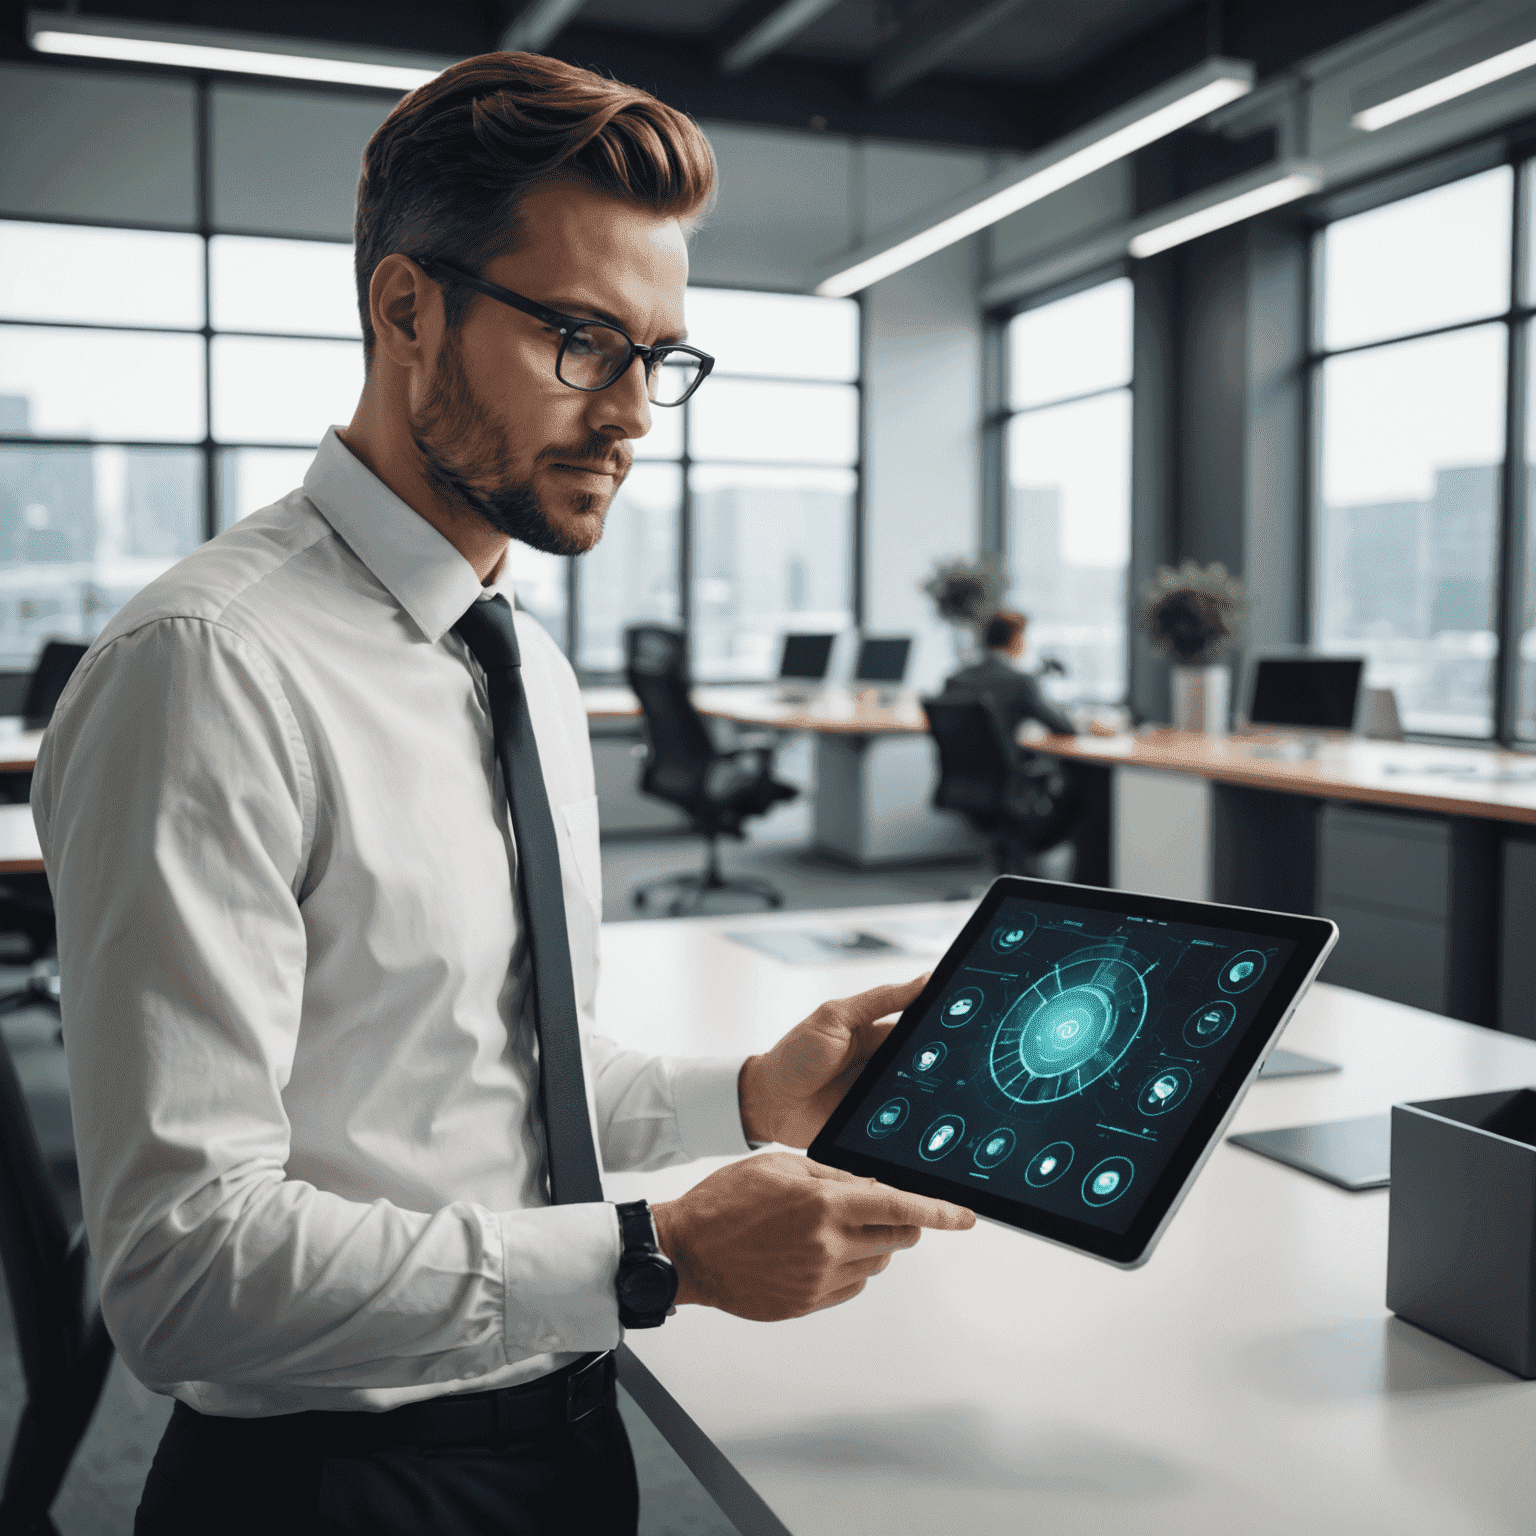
[1033,734,1536,827]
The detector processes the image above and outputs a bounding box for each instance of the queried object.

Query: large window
[1312,164,1536,740]
[0,69,860,679]
[576,286,860,678]
[1001,277,1132,703]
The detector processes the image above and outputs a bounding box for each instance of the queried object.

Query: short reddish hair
[354,52,716,363]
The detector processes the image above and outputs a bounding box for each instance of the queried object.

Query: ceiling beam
[718,0,845,74]
[868,0,1031,100]
[498,0,587,54]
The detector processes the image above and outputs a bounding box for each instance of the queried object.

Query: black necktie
[453,595,604,1206]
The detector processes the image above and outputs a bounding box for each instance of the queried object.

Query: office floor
[0,816,997,1535]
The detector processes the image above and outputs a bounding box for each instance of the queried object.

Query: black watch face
[620,1257,677,1314]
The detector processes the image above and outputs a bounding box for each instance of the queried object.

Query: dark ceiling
[0,0,1432,152]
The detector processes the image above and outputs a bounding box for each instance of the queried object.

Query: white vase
[1171,664,1229,735]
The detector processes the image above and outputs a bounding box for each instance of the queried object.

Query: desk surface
[0,802,42,872]
[1036,726,1536,826]
[597,901,1536,1536]
[582,685,927,736]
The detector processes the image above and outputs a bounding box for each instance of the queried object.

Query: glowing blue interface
[835,895,1297,1234]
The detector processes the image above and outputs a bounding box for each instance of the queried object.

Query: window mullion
[1498,161,1532,743]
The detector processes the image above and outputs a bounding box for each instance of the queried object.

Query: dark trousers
[134,1370,638,1535]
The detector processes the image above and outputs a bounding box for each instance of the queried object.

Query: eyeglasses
[417,258,715,407]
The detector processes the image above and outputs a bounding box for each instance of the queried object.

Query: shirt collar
[302,427,498,644]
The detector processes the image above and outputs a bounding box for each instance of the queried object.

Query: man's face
[411,179,690,557]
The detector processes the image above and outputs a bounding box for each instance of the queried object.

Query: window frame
[1304,151,1536,746]
[985,263,1136,705]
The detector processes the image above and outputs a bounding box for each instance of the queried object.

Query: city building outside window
[1311,162,1535,741]
[1000,276,1133,704]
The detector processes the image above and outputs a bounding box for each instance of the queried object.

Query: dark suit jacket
[942,653,1077,740]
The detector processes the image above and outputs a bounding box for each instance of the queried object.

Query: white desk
[597,902,1536,1536]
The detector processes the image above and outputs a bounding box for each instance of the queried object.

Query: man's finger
[835,1182,976,1231]
[835,1224,922,1260]
[827,976,928,1029]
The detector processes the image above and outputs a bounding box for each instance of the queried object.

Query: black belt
[176,1352,616,1454]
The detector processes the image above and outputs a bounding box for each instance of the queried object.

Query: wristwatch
[614,1199,677,1329]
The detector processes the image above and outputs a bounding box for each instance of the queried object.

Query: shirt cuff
[497,1202,622,1356]
[667,1054,752,1159]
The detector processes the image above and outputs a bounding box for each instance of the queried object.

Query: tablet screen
[827,889,1301,1244]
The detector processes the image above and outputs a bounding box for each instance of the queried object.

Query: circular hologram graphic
[1183,998,1237,1048]
[1081,1156,1135,1208]
[987,948,1148,1105]
[1218,949,1267,994]
[1023,1140,1074,1187]
[941,985,985,1027]
[991,916,1037,955]
[912,1041,947,1075]
[973,1127,1017,1170]
[918,1114,965,1161]
[1137,1065,1193,1116]
[867,1098,909,1139]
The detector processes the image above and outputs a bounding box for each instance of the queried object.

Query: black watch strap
[615,1199,677,1329]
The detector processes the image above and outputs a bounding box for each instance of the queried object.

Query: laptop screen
[854,637,911,684]
[778,634,835,681]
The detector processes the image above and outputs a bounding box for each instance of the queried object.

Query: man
[943,609,1083,739]
[34,53,971,1535]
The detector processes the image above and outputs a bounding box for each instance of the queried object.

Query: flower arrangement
[920,554,1009,637]
[1139,560,1247,666]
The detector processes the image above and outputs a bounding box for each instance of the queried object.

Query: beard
[408,334,628,558]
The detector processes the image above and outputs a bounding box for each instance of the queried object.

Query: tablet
[808,877,1337,1268]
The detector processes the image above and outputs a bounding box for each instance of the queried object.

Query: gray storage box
[1387,1090,1536,1378]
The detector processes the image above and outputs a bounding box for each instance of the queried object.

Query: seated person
[944,609,1096,740]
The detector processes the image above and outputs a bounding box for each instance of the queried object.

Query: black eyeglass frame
[416,257,715,406]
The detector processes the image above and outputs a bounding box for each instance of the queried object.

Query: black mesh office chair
[625,625,798,916]
[0,1031,114,1534]
[923,695,1084,875]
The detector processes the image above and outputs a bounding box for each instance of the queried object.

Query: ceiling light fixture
[1127,166,1321,259]
[27,9,447,92]
[1352,35,1536,132]
[813,56,1254,297]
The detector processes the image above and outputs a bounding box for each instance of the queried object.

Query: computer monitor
[777,633,836,683]
[853,636,912,685]
[1248,657,1365,731]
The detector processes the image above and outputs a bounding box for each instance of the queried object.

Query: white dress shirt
[33,427,750,1417]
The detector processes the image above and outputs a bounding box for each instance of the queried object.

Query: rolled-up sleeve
[34,617,623,1399]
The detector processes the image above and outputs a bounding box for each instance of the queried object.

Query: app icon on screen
[1081,1156,1135,1207]
[912,1042,947,1074]
[941,986,985,1027]
[1218,949,1267,994]
[918,1114,965,1161]
[1182,999,1237,1048]
[1137,1065,1193,1116]
[973,1127,1017,1170]
[866,1098,909,1139]
[991,915,1037,954]
[1023,1139,1074,1187]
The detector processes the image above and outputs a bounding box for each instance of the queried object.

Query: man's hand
[737,976,927,1149]
[650,1153,974,1320]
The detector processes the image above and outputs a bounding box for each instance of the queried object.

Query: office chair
[624,626,798,916]
[0,1030,114,1534]
[923,695,1084,876]
[21,641,88,732]
[0,640,89,810]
